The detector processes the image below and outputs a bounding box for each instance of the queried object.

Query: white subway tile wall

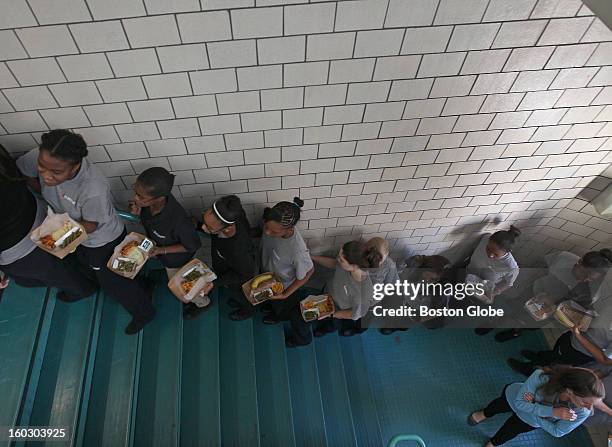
[0,0,610,261]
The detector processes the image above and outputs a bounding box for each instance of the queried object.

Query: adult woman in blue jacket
[468,366,604,446]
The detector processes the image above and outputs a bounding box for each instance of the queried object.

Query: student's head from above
[337,240,380,273]
[365,237,389,267]
[201,195,244,238]
[573,249,612,282]
[419,255,451,282]
[262,197,304,238]
[37,129,88,186]
[540,366,605,411]
[486,225,521,259]
[133,167,175,208]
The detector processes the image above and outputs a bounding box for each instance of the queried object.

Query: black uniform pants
[76,231,155,322]
[483,385,536,445]
[1,247,97,300]
[526,331,594,368]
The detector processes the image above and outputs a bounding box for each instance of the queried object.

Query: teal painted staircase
[0,273,384,447]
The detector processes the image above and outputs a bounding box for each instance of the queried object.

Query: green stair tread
[81,297,140,447]
[218,292,260,447]
[340,336,382,447]
[180,290,221,447]
[286,341,327,447]
[0,285,47,436]
[134,284,183,447]
[25,295,98,446]
[253,318,296,447]
[315,333,357,447]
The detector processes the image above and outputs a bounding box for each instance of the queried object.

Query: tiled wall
[1,0,611,262]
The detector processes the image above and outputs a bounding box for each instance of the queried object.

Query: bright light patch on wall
[593,183,612,217]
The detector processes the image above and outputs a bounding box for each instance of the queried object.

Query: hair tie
[213,201,235,225]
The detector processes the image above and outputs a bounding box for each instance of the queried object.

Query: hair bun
[293,197,304,208]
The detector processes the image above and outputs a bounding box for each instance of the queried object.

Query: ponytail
[490,225,521,252]
[342,240,379,269]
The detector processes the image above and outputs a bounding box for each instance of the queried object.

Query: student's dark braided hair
[40,129,88,164]
[490,225,521,252]
[137,167,175,198]
[263,197,304,228]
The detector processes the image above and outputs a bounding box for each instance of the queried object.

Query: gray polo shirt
[17,148,124,248]
[328,266,375,320]
[261,228,313,288]
[368,256,399,287]
[467,233,519,288]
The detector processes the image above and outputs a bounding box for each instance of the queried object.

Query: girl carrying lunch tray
[17,129,155,335]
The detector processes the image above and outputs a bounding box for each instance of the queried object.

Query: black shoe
[260,306,273,316]
[521,350,539,361]
[262,315,279,325]
[507,358,534,376]
[475,328,493,336]
[229,309,254,321]
[125,311,156,335]
[183,301,213,320]
[495,329,521,342]
[285,336,310,348]
[228,298,241,309]
[380,328,397,335]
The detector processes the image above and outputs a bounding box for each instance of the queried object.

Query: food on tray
[301,295,335,321]
[180,265,208,295]
[181,279,198,295]
[271,281,284,294]
[243,272,284,305]
[40,221,83,250]
[303,309,319,321]
[112,258,138,273]
[253,289,274,302]
[555,301,592,331]
[120,241,145,265]
[251,273,273,290]
[167,260,217,301]
[525,294,556,321]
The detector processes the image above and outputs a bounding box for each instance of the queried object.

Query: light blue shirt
[505,369,592,437]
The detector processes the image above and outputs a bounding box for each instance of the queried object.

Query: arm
[272,266,315,300]
[151,244,189,256]
[512,370,556,418]
[333,309,354,319]
[572,327,612,365]
[595,400,612,417]
[537,409,589,438]
[79,219,99,234]
[312,255,337,269]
